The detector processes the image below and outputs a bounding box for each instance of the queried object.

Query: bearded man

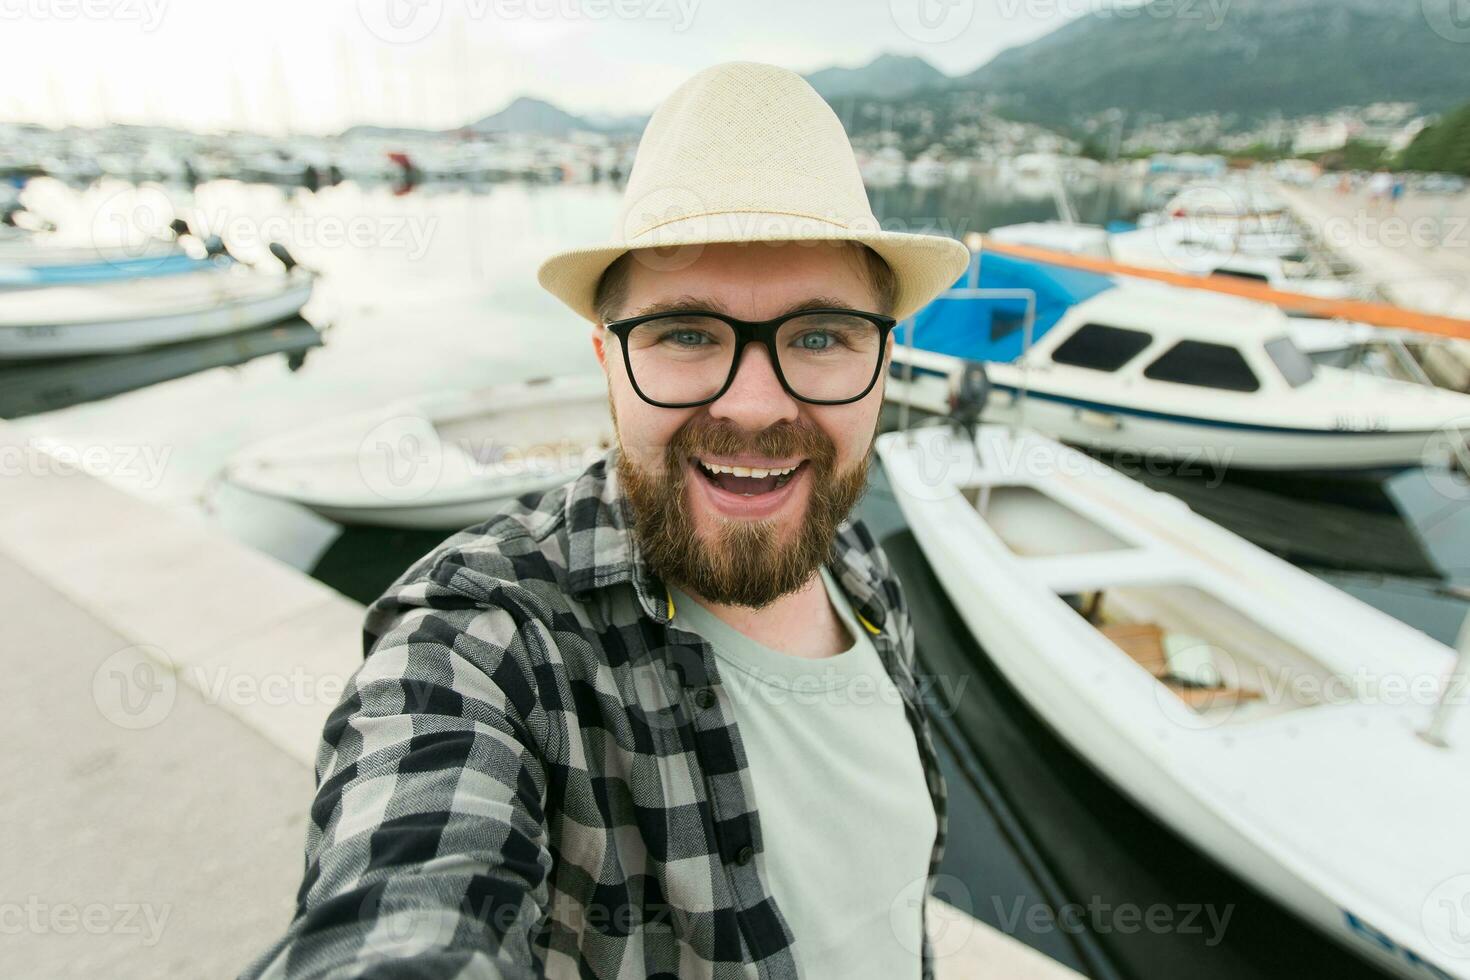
[245,61,970,980]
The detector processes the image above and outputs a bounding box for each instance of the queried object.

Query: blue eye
[664,329,711,347]
[795,331,835,351]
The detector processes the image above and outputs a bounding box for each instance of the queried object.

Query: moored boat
[0,263,316,359]
[224,374,615,529]
[887,251,1470,472]
[877,416,1469,980]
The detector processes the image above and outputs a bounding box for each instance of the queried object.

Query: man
[244,61,970,979]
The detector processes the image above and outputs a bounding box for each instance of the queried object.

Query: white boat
[907,157,949,188]
[224,375,615,529]
[0,234,182,268]
[0,265,315,359]
[1138,181,1306,259]
[877,419,1469,980]
[0,250,213,289]
[988,220,1365,301]
[859,148,907,189]
[887,251,1470,471]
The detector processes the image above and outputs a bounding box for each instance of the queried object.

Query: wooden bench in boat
[1099,622,1262,710]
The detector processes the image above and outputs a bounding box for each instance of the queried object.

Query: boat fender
[269,241,299,273]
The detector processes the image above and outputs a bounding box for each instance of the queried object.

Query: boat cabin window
[1213,268,1270,284]
[1050,323,1153,373]
[1263,336,1315,388]
[1143,340,1260,393]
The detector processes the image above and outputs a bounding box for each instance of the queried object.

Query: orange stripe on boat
[979,237,1470,342]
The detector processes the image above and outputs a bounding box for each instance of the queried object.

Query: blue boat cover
[904,250,1115,363]
[0,252,211,288]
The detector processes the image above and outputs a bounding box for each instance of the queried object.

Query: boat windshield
[1263,336,1315,388]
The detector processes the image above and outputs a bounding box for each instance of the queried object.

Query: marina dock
[1274,182,1470,319]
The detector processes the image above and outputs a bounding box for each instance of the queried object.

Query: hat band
[626,209,885,247]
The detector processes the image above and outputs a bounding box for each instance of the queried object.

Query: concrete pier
[0,419,362,975]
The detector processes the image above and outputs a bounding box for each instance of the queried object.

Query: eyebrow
[623,295,865,319]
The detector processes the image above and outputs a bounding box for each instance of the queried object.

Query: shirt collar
[563,449,672,624]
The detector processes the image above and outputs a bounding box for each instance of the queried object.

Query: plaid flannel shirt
[243,451,948,980]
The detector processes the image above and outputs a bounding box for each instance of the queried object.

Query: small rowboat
[0,251,214,289]
[878,417,1468,980]
[224,374,615,529]
[0,265,315,359]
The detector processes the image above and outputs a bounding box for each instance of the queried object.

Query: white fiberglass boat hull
[887,348,1470,471]
[0,268,315,359]
[225,375,614,529]
[877,424,1467,980]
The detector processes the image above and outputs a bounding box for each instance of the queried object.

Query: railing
[896,250,1038,438]
[1420,591,1470,749]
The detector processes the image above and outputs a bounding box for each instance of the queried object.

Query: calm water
[7,173,1470,643]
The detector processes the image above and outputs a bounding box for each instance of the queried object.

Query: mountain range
[959,0,1470,127]
[344,0,1470,139]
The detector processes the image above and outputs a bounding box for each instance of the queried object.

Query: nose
[708,341,800,430]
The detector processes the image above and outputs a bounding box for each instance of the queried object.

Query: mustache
[665,415,838,469]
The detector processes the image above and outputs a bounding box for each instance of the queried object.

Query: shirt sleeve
[240,552,559,980]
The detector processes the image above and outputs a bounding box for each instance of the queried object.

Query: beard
[616,411,872,609]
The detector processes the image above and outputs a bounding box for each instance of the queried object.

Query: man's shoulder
[362,477,585,651]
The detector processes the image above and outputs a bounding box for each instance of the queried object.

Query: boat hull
[224,375,614,529]
[877,426,1466,980]
[886,368,1455,471]
[0,277,314,359]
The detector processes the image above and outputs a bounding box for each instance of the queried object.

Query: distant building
[1293,119,1356,155]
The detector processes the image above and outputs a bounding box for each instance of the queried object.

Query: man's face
[592,241,889,607]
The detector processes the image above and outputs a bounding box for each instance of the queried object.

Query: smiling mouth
[694,458,806,496]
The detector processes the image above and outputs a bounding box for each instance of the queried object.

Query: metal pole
[1420,599,1470,748]
[1018,296,1035,434]
[898,315,914,440]
[923,287,1039,434]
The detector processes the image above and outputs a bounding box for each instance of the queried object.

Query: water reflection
[0,317,322,419]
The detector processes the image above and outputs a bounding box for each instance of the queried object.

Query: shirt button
[736,845,754,866]
[694,688,716,710]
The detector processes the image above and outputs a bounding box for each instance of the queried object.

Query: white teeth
[699,460,798,478]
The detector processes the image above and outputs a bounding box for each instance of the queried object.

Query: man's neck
[679,569,852,659]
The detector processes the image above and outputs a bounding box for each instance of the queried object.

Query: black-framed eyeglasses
[604,307,896,409]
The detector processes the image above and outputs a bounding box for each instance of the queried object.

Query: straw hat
[537,61,970,323]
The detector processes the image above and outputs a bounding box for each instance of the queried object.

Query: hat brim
[537,216,971,324]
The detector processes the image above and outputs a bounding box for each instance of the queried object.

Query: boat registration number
[1331,415,1388,432]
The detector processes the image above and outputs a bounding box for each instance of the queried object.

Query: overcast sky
[0,0,1088,133]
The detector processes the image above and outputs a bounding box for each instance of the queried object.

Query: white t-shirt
[668,567,937,978]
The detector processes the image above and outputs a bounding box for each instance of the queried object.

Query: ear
[592,325,608,370]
